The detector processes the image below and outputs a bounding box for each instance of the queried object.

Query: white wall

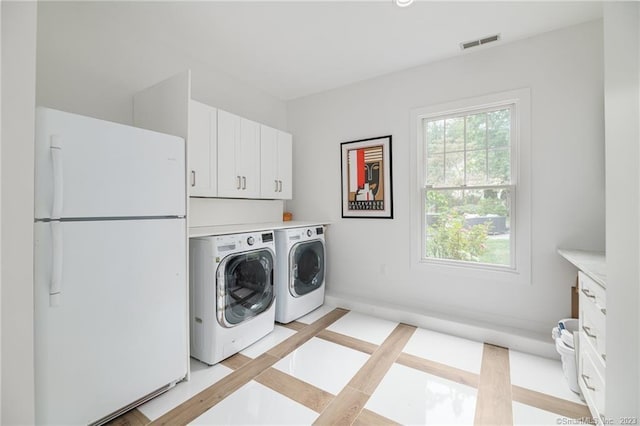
[604,2,640,419]
[36,1,287,130]
[1,1,37,424]
[287,21,605,337]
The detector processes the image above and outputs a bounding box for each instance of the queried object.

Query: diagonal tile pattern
[108,307,591,426]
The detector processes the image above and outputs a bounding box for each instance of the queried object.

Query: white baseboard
[324,294,558,359]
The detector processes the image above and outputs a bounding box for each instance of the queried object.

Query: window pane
[488,148,510,184]
[445,117,464,152]
[466,113,487,150]
[425,189,511,266]
[426,119,444,154]
[466,149,487,185]
[488,109,510,149]
[426,153,445,186]
[444,152,464,186]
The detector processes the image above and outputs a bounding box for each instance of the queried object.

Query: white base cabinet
[578,270,607,425]
[260,125,292,200]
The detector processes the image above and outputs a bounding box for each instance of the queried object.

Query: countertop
[189,220,329,238]
[557,249,606,288]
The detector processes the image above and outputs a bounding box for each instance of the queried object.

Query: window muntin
[422,105,515,268]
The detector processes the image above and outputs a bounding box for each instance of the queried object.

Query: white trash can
[552,318,581,395]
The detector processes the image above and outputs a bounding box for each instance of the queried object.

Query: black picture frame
[340,135,393,219]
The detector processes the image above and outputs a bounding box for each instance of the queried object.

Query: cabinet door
[217,109,241,198]
[260,125,279,199]
[260,126,292,200]
[239,118,260,198]
[188,101,216,197]
[277,131,293,200]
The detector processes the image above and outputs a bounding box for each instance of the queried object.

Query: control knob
[307,229,313,237]
[247,236,255,246]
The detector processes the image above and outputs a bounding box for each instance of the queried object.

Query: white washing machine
[189,230,276,365]
[274,225,326,324]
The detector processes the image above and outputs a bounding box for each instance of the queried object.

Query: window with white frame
[421,102,517,268]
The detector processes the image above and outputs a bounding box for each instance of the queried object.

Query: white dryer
[189,230,276,365]
[274,225,326,324]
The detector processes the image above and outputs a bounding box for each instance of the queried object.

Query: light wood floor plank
[396,352,480,388]
[474,343,513,426]
[353,408,401,426]
[316,329,379,355]
[220,352,253,370]
[347,323,416,395]
[150,308,348,426]
[279,321,306,332]
[255,367,334,413]
[150,353,278,426]
[312,386,370,426]
[512,385,591,419]
[267,308,349,359]
[314,323,416,425]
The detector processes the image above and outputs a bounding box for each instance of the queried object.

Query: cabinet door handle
[242,176,247,190]
[191,170,196,187]
[582,325,597,339]
[601,307,606,315]
[236,176,241,190]
[275,180,279,192]
[581,374,596,391]
[278,180,283,192]
[581,288,596,300]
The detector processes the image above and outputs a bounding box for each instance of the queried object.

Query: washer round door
[290,240,325,297]
[218,248,274,327]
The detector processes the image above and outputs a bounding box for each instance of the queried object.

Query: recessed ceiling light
[395,0,414,7]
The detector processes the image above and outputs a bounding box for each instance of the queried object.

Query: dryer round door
[218,248,274,327]
[289,240,325,297]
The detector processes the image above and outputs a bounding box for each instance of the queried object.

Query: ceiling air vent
[460,34,501,50]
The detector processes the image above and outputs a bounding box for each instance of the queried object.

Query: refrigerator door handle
[50,221,63,307]
[51,135,64,219]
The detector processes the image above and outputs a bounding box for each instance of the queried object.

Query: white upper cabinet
[188,100,217,197]
[217,109,260,198]
[134,71,293,202]
[260,125,292,200]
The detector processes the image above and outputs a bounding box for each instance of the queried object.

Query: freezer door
[34,107,185,219]
[34,219,188,425]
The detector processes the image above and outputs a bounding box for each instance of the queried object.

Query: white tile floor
[240,325,297,358]
[366,363,478,425]
[191,380,319,425]
[325,311,399,345]
[133,307,588,425]
[295,304,336,324]
[509,349,584,404]
[403,327,484,374]
[137,360,232,421]
[512,401,570,425]
[272,336,369,394]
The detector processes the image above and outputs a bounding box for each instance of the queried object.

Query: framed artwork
[340,135,393,219]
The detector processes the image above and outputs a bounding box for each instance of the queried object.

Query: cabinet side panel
[133,70,190,139]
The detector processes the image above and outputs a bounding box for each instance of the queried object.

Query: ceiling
[40,1,603,101]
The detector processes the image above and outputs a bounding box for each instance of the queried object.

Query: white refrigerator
[34,107,188,425]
